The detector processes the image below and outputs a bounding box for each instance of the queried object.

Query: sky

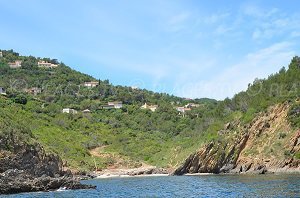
[0,0,300,100]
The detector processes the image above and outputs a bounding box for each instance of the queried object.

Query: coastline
[96,173,169,179]
[180,169,300,177]
[91,166,170,179]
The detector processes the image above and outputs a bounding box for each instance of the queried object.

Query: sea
[1,174,300,197]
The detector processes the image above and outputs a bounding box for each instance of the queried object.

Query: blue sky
[1,0,300,100]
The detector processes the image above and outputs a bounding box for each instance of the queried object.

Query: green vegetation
[1,49,300,171]
[279,132,287,139]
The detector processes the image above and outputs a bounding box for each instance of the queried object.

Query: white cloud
[245,6,300,40]
[174,42,296,99]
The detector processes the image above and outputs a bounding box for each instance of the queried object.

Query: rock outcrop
[0,134,96,194]
[174,103,300,175]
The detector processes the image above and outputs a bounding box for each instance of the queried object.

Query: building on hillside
[0,87,6,95]
[8,60,22,69]
[140,103,158,112]
[176,107,191,118]
[131,86,139,90]
[26,87,42,96]
[0,51,3,57]
[102,101,123,109]
[62,108,78,114]
[185,103,200,108]
[176,107,191,113]
[108,101,123,109]
[38,61,58,69]
[83,81,99,88]
[82,109,91,113]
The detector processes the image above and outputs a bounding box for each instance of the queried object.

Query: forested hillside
[0,50,219,171]
[0,49,299,172]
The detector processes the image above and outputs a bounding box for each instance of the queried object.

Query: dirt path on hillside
[89,146,154,169]
[88,146,169,177]
[89,146,110,158]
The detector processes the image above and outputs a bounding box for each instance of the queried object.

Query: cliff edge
[174,103,300,175]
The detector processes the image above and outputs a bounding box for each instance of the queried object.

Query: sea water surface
[1,174,300,197]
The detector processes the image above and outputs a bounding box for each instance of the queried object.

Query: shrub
[284,150,291,157]
[279,132,287,139]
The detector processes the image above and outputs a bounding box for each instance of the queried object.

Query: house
[0,87,6,95]
[82,109,91,113]
[141,103,158,112]
[131,86,139,90]
[176,107,191,113]
[38,61,58,69]
[108,101,123,109]
[185,103,200,108]
[0,51,2,57]
[83,81,99,88]
[8,60,22,69]
[102,101,123,109]
[26,87,42,96]
[62,108,78,114]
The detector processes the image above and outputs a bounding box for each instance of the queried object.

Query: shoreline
[96,173,169,179]
[87,168,300,180]
[90,165,170,179]
[179,169,300,177]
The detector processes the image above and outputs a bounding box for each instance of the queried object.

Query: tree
[13,94,27,105]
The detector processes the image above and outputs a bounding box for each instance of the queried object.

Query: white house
[38,61,58,69]
[185,103,200,108]
[141,103,158,112]
[82,109,91,113]
[62,108,78,114]
[0,51,3,57]
[8,60,22,69]
[176,107,191,113]
[108,101,123,109]
[131,86,139,90]
[83,81,99,88]
[102,101,123,109]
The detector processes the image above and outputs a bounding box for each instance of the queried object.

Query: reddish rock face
[174,103,300,175]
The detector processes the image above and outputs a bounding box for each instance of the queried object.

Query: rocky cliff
[0,130,95,194]
[174,103,300,175]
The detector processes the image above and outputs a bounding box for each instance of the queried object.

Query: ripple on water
[1,174,300,198]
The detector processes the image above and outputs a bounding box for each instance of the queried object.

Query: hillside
[174,57,300,174]
[0,49,219,171]
[0,49,300,174]
[174,103,300,174]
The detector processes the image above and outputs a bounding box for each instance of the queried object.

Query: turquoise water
[1,174,300,197]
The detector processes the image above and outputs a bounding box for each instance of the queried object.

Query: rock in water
[0,134,96,195]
